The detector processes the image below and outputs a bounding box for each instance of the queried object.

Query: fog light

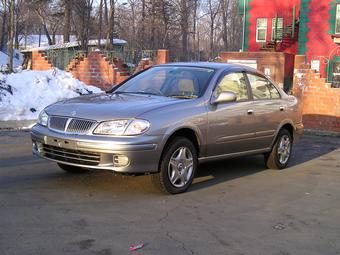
[32,142,41,153]
[113,155,129,167]
[32,142,38,151]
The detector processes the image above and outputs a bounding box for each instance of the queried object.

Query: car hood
[45,93,184,121]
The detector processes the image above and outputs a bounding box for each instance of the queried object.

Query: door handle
[247,109,254,115]
[279,106,285,111]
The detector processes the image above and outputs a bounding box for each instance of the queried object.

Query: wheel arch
[271,121,295,148]
[159,127,202,165]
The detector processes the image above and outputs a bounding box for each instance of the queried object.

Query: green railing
[141,50,157,60]
[44,48,79,70]
[43,47,158,72]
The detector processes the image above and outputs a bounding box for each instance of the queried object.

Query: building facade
[240,0,340,88]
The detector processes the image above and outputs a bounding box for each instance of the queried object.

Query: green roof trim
[242,0,251,51]
[244,1,250,51]
[238,0,245,15]
[298,0,311,55]
[328,0,340,34]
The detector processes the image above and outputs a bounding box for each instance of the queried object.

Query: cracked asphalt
[1,131,340,255]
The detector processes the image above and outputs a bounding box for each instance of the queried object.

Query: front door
[207,72,256,157]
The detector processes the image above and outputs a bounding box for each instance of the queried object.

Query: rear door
[207,71,257,156]
[245,72,287,149]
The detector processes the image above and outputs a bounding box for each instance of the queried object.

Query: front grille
[41,144,101,166]
[49,116,68,131]
[66,119,97,134]
[48,116,97,134]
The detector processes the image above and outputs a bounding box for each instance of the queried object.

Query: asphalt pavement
[1,131,340,255]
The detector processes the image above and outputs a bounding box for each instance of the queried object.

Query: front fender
[159,123,206,157]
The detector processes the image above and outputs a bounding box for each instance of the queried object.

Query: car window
[215,72,249,101]
[268,82,281,99]
[115,66,215,99]
[247,73,281,100]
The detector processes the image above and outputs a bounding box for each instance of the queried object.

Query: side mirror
[211,91,237,105]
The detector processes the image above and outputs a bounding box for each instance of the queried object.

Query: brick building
[239,0,340,88]
[228,0,340,132]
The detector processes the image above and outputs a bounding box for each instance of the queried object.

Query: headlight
[38,110,49,126]
[93,119,150,136]
[125,119,150,135]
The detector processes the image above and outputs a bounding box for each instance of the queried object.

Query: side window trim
[243,71,254,100]
[212,70,251,102]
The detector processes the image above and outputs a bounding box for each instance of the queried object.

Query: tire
[57,163,89,173]
[265,129,293,169]
[151,137,198,194]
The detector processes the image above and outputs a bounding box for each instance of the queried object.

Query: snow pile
[0,50,24,71]
[0,69,102,121]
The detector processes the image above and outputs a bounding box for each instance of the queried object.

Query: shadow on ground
[1,132,340,194]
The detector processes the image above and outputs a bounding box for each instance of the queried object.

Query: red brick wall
[30,49,170,91]
[67,50,169,90]
[293,56,340,132]
[219,51,295,90]
[67,52,118,91]
[31,51,53,70]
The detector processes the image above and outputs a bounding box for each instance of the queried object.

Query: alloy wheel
[167,146,194,188]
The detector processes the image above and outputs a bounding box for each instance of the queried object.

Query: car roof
[158,62,258,73]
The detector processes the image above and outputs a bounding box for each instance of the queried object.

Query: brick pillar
[156,49,169,64]
[292,55,308,98]
[294,55,306,69]
[69,51,118,90]
[116,72,129,84]
[31,51,53,70]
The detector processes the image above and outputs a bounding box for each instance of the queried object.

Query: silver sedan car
[31,63,303,194]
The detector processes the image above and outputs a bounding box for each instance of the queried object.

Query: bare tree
[106,0,116,49]
[220,0,230,50]
[0,0,8,51]
[207,0,220,58]
[73,0,94,50]
[32,0,53,45]
[97,0,103,46]
[0,0,244,66]
[63,0,71,43]
[8,0,14,71]
[179,0,190,61]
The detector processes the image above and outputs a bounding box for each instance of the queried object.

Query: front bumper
[31,124,162,174]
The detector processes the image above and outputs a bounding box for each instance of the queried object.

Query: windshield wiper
[130,91,164,96]
[169,95,198,99]
[114,91,164,96]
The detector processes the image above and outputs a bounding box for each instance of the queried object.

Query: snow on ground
[0,50,24,71]
[0,69,102,121]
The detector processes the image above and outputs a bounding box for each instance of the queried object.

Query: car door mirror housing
[211,91,237,105]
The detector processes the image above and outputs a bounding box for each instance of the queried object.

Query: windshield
[114,66,215,99]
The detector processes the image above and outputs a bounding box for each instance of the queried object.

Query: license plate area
[45,137,77,150]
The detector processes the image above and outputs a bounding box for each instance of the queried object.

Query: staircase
[65,52,86,72]
[261,19,299,52]
[276,23,299,51]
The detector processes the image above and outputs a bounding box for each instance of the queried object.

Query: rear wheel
[265,129,292,169]
[57,163,89,173]
[151,137,197,194]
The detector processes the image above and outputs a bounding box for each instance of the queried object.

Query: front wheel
[265,129,292,169]
[151,137,198,194]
